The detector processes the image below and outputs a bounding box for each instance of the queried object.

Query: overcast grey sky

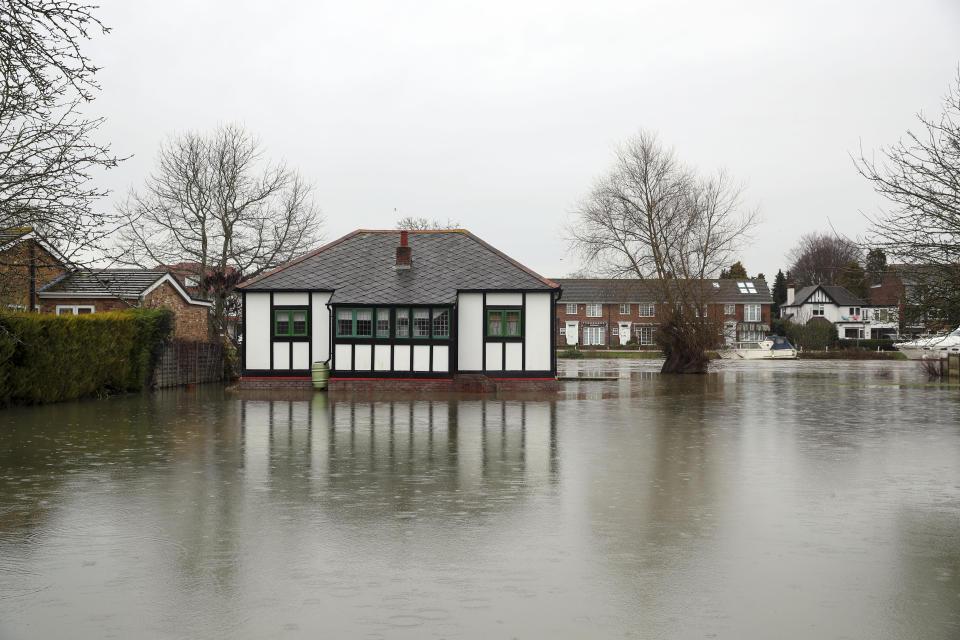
[86,0,960,280]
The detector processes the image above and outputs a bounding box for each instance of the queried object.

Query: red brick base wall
[235,375,559,393]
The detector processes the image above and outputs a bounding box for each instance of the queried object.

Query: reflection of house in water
[238,396,559,517]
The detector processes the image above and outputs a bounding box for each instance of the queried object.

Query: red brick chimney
[395,230,411,269]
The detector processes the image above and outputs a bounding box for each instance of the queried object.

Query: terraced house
[553,278,773,347]
[237,229,561,392]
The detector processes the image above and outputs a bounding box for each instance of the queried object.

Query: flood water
[1,359,959,639]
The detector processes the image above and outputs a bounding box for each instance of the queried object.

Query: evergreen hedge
[0,308,173,408]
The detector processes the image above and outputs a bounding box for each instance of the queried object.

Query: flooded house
[237,229,561,391]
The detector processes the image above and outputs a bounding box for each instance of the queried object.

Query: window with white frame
[848,307,860,317]
[736,281,758,294]
[586,303,602,317]
[812,304,825,317]
[565,303,577,314]
[638,302,655,317]
[724,304,736,316]
[744,303,761,322]
[56,305,94,315]
[635,325,655,345]
[583,325,605,345]
[559,325,566,335]
[611,326,619,336]
[619,303,630,315]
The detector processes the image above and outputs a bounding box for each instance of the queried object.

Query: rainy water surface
[1,359,959,639]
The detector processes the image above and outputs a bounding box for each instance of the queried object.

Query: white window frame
[619,303,630,315]
[635,325,655,345]
[586,303,602,317]
[638,302,655,317]
[744,304,761,322]
[724,304,736,316]
[611,326,619,336]
[812,304,825,317]
[583,325,605,345]
[559,326,566,335]
[56,305,95,315]
[565,303,577,315]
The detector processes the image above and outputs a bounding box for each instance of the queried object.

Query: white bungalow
[237,229,560,391]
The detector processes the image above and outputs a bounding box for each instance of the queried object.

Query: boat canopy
[770,336,795,350]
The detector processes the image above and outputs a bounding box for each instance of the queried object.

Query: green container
[311,361,330,390]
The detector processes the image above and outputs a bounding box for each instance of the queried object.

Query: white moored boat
[894,326,960,360]
[719,336,797,360]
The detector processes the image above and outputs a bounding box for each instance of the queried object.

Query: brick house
[37,269,213,341]
[0,227,69,311]
[552,278,772,347]
[868,266,928,336]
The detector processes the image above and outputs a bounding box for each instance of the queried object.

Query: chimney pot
[400,230,408,246]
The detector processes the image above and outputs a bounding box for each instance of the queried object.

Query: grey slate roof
[239,230,558,304]
[39,269,169,298]
[784,284,865,308]
[553,278,773,304]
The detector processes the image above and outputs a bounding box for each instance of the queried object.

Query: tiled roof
[0,227,33,249]
[38,269,169,298]
[240,230,558,304]
[552,278,772,304]
[786,284,865,307]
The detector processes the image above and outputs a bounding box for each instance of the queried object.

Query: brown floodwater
[1,359,958,639]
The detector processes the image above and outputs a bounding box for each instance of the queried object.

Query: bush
[0,308,173,408]
[558,348,585,359]
[836,338,897,351]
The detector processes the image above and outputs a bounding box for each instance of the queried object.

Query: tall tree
[727,261,748,279]
[837,260,868,299]
[570,130,757,373]
[772,269,788,318]
[0,1,120,264]
[865,248,887,285]
[857,74,960,326]
[118,124,323,342]
[786,232,862,287]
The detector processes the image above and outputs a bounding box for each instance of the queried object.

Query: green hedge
[0,308,173,408]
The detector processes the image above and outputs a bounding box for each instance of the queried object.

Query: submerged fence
[153,340,225,388]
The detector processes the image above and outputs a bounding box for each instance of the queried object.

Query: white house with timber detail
[237,229,561,391]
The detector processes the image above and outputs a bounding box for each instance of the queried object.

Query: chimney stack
[395,230,411,269]
[786,283,795,306]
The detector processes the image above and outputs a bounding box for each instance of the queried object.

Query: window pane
[396,309,409,337]
[413,309,430,337]
[488,311,502,336]
[356,309,372,336]
[376,309,390,337]
[337,309,352,336]
[505,311,520,336]
[432,308,449,337]
[620,304,629,314]
[277,311,291,335]
[566,303,577,314]
[292,311,307,335]
[77,307,93,314]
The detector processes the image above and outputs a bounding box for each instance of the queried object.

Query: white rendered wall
[505,342,522,370]
[273,342,290,369]
[485,292,522,306]
[525,292,551,371]
[335,344,352,370]
[274,292,309,306]
[413,345,430,371]
[354,345,372,371]
[458,293,483,370]
[374,345,391,370]
[485,343,503,371]
[433,345,449,372]
[394,345,411,371]
[311,293,331,364]
[292,343,309,369]
[245,293,271,369]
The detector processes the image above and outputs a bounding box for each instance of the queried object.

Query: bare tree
[395,215,460,230]
[786,232,862,288]
[856,72,960,326]
[118,124,323,343]
[0,1,121,266]
[570,131,758,373]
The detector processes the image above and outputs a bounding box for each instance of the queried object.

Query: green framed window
[487,309,521,338]
[336,308,374,337]
[412,308,430,337]
[376,309,390,337]
[275,309,308,337]
[396,308,410,338]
